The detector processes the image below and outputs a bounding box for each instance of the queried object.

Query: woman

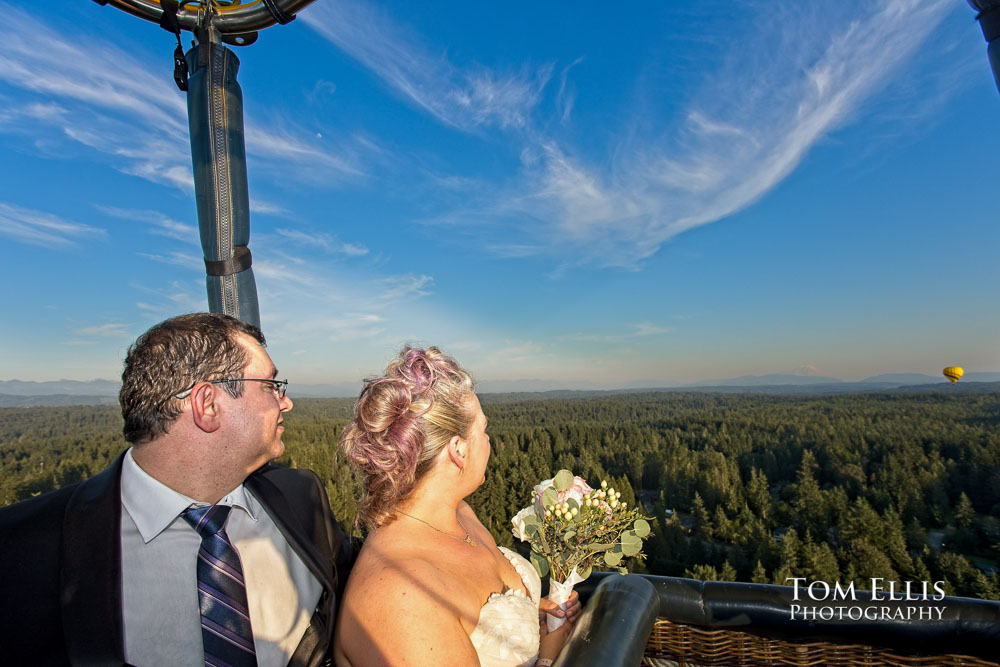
[334,347,579,666]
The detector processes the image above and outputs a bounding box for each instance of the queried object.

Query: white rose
[511,505,535,541]
[566,476,594,503]
[534,475,594,505]
[533,477,556,503]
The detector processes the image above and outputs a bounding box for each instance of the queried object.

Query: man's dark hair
[120,313,266,445]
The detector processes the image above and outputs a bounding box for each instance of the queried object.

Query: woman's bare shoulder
[347,532,443,593]
[336,530,480,665]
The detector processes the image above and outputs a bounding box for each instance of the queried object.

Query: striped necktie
[182,504,258,667]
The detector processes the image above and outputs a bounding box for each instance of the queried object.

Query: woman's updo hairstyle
[341,346,476,528]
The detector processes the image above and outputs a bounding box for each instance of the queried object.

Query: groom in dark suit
[0,313,353,666]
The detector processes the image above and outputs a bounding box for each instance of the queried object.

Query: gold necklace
[397,511,477,547]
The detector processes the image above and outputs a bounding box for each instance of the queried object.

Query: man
[0,313,353,666]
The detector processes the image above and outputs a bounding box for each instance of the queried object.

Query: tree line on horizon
[1,391,997,600]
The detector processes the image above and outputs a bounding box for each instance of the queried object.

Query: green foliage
[3,390,999,600]
[512,470,652,580]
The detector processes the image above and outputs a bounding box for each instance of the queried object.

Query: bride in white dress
[333,347,579,666]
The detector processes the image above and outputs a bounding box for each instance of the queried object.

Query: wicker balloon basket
[641,618,999,667]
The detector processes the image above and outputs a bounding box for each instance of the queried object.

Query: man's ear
[189,382,221,433]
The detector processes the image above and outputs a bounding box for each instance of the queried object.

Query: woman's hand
[538,590,582,625]
[537,614,573,663]
[536,590,581,663]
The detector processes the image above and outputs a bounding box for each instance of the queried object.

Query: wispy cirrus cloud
[97,205,198,243]
[264,313,386,346]
[375,274,434,301]
[134,280,205,318]
[448,0,962,268]
[0,202,105,247]
[560,322,672,343]
[274,228,369,256]
[75,322,132,338]
[248,198,287,216]
[302,0,552,131]
[137,250,202,272]
[0,3,370,190]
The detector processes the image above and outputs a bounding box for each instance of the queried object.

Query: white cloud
[376,274,434,301]
[97,206,198,243]
[265,313,386,345]
[446,0,959,268]
[302,0,551,131]
[486,243,543,259]
[633,323,671,337]
[133,280,205,317]
[560,322,672,343]
[275,227,369,256]
[249,198,287,216]
[0,202,105,247]
[499,340,547,364]
[556,57,584,123]
[137,250,202,272]
[75,322,132,338]
[0,4,370,190]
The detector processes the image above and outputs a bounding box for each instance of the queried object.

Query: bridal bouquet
[510,469,651,629]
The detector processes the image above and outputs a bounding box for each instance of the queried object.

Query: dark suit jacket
[0,452,354,667]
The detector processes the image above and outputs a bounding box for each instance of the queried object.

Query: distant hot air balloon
[943,366,964,383]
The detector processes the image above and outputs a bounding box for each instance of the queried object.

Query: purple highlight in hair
[349,377,423,480]
[400,348,436,394]
[341,345,475,527]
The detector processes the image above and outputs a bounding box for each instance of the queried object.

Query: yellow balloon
[943,366,964,383]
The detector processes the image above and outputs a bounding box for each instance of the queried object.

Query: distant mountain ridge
[0,379,120,396]
[684,373,843,387]
[860,373,940,384]
[3,372,1000,407]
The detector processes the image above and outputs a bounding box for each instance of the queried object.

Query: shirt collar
[120,447,259,544]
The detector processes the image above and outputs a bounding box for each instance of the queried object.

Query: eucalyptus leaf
[617,567,628,575]
[621,538,642,557]
[530,551,549,578]
[522,514,540,527]
[567,497,580,511]
[542,488,558,507]
[578,563,593,580]
[604,550,622,566]
[563,530,576,542]
[634,519,650,537]
[526,524,539,536]
[553,469,574,491]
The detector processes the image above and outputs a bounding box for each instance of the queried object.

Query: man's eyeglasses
[174,378,289,400]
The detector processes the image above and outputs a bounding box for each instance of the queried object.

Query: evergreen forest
[2,390,998,600]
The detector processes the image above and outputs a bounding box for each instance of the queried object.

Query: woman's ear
[189,382,222,433]
[446,434,466,471]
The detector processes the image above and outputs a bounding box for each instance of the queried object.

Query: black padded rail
[573,573,1000,662]
[554,574,659,667]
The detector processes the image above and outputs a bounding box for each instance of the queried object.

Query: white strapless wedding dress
[469,546,542,667]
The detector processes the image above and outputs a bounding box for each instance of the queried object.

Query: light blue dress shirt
[120,448,322,666]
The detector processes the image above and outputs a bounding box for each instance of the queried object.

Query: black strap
[262,0,295,25]
[205,245,252,276]
[158,0,181,33]
[979,4,1000,43]
[159,0,189,91]
[194,25,212,68]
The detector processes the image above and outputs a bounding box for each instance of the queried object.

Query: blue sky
[1,0,998,390]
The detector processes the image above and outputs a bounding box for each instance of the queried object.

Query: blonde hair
[341,346,475,528]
